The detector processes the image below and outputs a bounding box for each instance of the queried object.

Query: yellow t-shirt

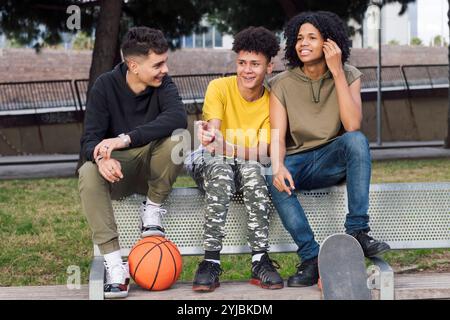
[202,76,270,148]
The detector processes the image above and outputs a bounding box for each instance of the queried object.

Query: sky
[417,0,449,45]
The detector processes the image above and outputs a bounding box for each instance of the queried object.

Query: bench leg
[89,256,105,300]
[367,256,395,300]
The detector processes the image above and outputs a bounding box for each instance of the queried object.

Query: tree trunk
[87,0,123,96]
[446,0,450,148]
[77,0,122,172]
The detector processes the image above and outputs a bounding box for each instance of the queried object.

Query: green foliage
[72,31,94,50]
[388,39,400,45]
[0,0,210,50]
[432,35,448,47]
[410,36,423,46]
[205,0,416,34]
[0,0,418,48]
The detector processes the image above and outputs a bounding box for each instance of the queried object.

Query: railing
[0,64,448,115]
[0,80,80,114]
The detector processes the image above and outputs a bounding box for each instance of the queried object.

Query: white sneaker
[104,261,130,299]
[139,201,167,237]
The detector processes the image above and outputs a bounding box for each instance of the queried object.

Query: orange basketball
[128,236,182,291]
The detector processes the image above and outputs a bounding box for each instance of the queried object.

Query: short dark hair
[232,26,280,61]
[121,26,169,58]
[284,11,351,68]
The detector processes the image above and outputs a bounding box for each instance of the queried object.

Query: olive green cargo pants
[78,136,183,254]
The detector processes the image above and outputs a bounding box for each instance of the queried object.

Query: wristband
[118,133,131,147]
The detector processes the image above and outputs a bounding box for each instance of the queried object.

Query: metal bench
[88,182,450,300]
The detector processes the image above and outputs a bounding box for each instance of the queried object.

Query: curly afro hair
[232,26,280,62]
[284,11,351,68]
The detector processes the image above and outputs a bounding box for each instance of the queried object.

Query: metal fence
[0,64,448,115]
[0,80,80,113]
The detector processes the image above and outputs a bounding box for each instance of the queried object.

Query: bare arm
[323,39,362,132]
[270,93,295,195]
[334,75,362,132]
[198,119,270,162]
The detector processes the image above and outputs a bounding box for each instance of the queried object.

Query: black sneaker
[250,253,284,289]
[192,260,223,292]
[350,230,391,257]
[287,257,319,287]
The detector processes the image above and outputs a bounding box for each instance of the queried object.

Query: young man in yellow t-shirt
[185,27,282,292]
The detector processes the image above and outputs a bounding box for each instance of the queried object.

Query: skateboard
[318,233,371,300]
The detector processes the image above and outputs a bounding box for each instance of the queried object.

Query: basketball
[128,236,182,291]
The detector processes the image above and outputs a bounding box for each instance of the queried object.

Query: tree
[0,0,211,92]
[206,0,415,35]
[446,0,450,148]
[410,36,423,46]
[72,32,94,50]
[87,0,122,93]
[433,35,443,46]
[1,0,417,84]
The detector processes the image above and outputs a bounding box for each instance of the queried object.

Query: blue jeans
[266,131,371,261]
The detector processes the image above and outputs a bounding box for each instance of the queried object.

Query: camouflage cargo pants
[186,148,271,252]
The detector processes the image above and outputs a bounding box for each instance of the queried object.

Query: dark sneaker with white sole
[250,253,284,289]
[104,261,130,299]
[350,230,391,257]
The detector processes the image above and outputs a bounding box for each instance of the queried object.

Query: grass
[0,158,449,286]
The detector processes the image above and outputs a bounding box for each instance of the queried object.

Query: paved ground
[1,273,450,300]
[0,141,449,180]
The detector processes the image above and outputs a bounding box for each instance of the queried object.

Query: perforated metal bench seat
[89,182,450,300]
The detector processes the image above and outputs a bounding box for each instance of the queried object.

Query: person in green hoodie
[267,11,391,288]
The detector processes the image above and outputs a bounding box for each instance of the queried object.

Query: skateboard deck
[318,233,371,300]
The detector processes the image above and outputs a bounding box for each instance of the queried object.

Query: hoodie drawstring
[310,78,325,103]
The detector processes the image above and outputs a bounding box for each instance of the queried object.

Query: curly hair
[121,26,168,58]
[284,11,351,68]
[232,26,280,62]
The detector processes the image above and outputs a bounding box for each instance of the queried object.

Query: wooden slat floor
[0,273,449,300]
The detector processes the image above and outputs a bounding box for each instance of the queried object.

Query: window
[181,26,226,49]
[184,35,193,48]
[214,28,223,48]
[205,28,213,48]
[195,33,203,48]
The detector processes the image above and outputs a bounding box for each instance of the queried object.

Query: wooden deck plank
[394,273,450,300]
[0,273,449,300]
[127,282,321,300]
[0,285,89,300]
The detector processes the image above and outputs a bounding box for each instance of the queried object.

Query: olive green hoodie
[269,64,362,155]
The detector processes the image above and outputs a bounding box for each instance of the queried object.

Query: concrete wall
[0,123,83,155]
[361,96,448,141]
[0,96,447,156]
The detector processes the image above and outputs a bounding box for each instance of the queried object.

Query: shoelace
[356,231,376,244]
[142,204,167,226]
[105,263,128,284]
[143,206,167,216]
[294,262,308,275]
[198,261,223,276]
[257,256,281,273]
